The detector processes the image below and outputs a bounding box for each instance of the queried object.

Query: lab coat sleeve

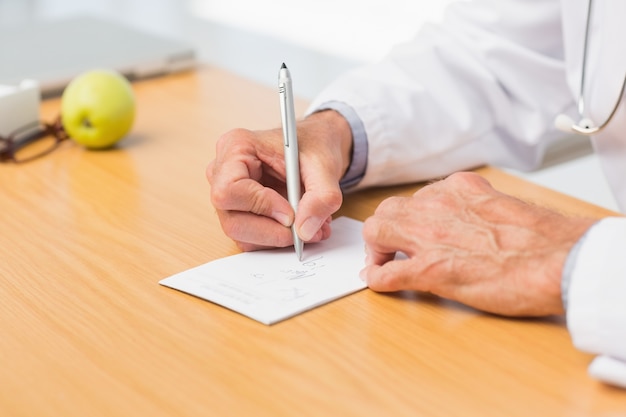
[567,217,626,388]
[307,0,572,190]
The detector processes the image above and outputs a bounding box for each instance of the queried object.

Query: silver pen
[278,63,304,261]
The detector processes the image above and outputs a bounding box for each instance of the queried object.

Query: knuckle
[422,193,453,211]
[362,216,379,241]
[215,130,232,153]
[447,171,475,182]
[215,128,254,156]
[248,187,274,216]
[205,161,216,184]
[219,127,250,143]
[374,196,404,215]
[210,180,232,209]
[211,179,274,216]
[446,171,490,190]
[316,188,343,213]
[362,215,390,245]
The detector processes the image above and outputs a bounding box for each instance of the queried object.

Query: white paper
[159,217,367,325]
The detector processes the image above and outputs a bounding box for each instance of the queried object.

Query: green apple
[61,69,135,149]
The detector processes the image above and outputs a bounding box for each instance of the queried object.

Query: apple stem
[81,118,92,128]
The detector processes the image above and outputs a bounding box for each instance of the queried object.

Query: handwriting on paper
[252,255,326,283]
[160,217,367,325]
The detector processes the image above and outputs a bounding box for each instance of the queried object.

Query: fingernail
[274,211,291,227]
[359,268,367,282]
[299,217,321,241]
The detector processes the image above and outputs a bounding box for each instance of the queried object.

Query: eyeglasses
[0,117,70,163]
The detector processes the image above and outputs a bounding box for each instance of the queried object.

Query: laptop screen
[0,16,196,96]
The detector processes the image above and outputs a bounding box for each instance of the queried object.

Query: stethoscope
[554,0,626,135]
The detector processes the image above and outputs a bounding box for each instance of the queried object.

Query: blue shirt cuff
[309,101,368,191]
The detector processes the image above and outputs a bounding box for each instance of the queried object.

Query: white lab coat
[308,0,626,387]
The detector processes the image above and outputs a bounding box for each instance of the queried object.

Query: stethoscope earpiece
[554,114,577,133]
[554,114,599,135]
[578,118,595,130]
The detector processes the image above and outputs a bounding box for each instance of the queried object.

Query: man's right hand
[206,110,353,252]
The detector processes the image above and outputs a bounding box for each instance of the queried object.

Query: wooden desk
[1,67,623,417]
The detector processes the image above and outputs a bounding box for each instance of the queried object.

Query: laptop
[0,16,196,97]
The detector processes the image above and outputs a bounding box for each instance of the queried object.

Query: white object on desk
[0,79,40,137]
[160,217,368,325]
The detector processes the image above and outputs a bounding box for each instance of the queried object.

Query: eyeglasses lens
[7,125,60,163]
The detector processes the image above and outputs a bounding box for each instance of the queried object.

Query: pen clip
[278,83,290,148]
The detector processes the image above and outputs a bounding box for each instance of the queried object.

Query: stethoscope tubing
[556,0,626,136]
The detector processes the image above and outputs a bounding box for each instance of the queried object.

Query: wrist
[561,229,590,311]
[540,215,596,315]
[304,109,353,178]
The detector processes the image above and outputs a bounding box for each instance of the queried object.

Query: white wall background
[187,0,455,62]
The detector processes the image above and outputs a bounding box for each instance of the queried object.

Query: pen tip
[281,62,287,69]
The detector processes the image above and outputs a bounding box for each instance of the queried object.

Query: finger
[364,243,395,267]
[216,176,294,225]
[217,210,294,250]
[360,258,422,292]
[218,210,333,252]
[209,128,293,223]
[295,164,343,242]
[210,143,293,226]
[362,209,415,260]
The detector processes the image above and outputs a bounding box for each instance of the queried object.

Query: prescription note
[159,217,367,325]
